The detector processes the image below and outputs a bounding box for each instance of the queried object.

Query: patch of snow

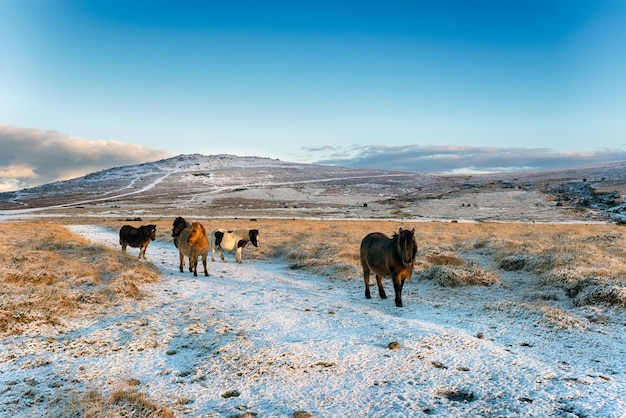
[1,225,624,417]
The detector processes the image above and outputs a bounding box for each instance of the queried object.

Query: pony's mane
[392,229,414,240]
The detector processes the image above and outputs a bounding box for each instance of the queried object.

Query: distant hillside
[1,154,625,223]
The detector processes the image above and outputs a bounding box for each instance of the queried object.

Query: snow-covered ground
[1,225,624,417]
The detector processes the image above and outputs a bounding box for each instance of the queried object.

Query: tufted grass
[144,218,626,307]
[0,222,161,336]
[2,218,625,336]
[1,217,625,415]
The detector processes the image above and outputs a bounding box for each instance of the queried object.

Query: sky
[1,0,626,191]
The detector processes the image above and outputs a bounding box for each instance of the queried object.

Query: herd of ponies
[118,218,418,307]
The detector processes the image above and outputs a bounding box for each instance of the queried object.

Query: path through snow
[1,225,624,417]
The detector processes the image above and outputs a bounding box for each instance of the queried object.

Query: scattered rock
[439,389,476,403]
[387,341,401,350]
[221,389,241,399]
[229,412,256,418]
[293,411,313,418]
[313,361,335,368]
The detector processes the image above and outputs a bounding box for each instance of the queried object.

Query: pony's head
[171,217,188,238]
[395,228,417,267]
[187,222,206,245]
[146,224,157,241]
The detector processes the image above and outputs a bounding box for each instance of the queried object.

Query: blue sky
[1,1,626,190]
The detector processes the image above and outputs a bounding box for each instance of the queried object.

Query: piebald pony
[210,228,259,263]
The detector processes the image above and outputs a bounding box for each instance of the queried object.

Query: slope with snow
[2,154,626,222]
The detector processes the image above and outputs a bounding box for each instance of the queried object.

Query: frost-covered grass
[1,219,625,417]
[0,222,161,336]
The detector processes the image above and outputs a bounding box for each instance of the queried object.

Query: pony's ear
[399,227,404,234]
[411,228,415,234]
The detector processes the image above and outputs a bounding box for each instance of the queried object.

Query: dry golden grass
[137,217,626,307]
[0,222,161,336]
[488,224,626,307]
[3,218,625,338]
[50,383,176,418]
[194,219,625,306]
[1,217,625,416]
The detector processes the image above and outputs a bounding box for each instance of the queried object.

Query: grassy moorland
[3,218,625,334]
[1,218,625,416]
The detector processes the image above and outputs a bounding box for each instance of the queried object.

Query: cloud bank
[0,125,171,192]
[307,144,626,174]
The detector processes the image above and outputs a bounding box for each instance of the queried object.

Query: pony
[171,216,191,248]
[171,217,209,277]
[360,228,417,307]
[119,224,156,259]
[209,228,259,263]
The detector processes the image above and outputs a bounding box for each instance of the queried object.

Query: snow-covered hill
[1,154,626,222]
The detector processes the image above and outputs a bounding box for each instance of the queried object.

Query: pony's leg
[235,247,242,263]
[179,252,184,272]
[202,255,208,276]
[211,246,216,262]
[392,276,404,307]
[189,256,194,273]
[192,256,198,277]
[376,275,387,299]
[218,248,225,261]
[363,265,372,299]
[121,244,127,254]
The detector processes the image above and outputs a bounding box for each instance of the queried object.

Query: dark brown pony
[360,228,417,307]
[171,216,191,248]
[119,224,156,259]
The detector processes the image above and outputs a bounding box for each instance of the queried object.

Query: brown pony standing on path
[360,228,417,307]
[171,217,209,277]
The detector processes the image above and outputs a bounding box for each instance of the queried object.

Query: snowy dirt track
[2,225,625,417]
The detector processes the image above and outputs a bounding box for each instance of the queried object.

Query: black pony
[360,228,417,307]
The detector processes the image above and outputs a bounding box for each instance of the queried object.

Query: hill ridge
[1,154,625,223]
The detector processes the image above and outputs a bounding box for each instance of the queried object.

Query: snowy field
[1,155,626,417]
[1,224,624,417]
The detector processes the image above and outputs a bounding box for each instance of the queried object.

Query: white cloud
[0,125,171,191]
[307,144,626,173]
[0,179,22,193]
[0,164,38,179]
